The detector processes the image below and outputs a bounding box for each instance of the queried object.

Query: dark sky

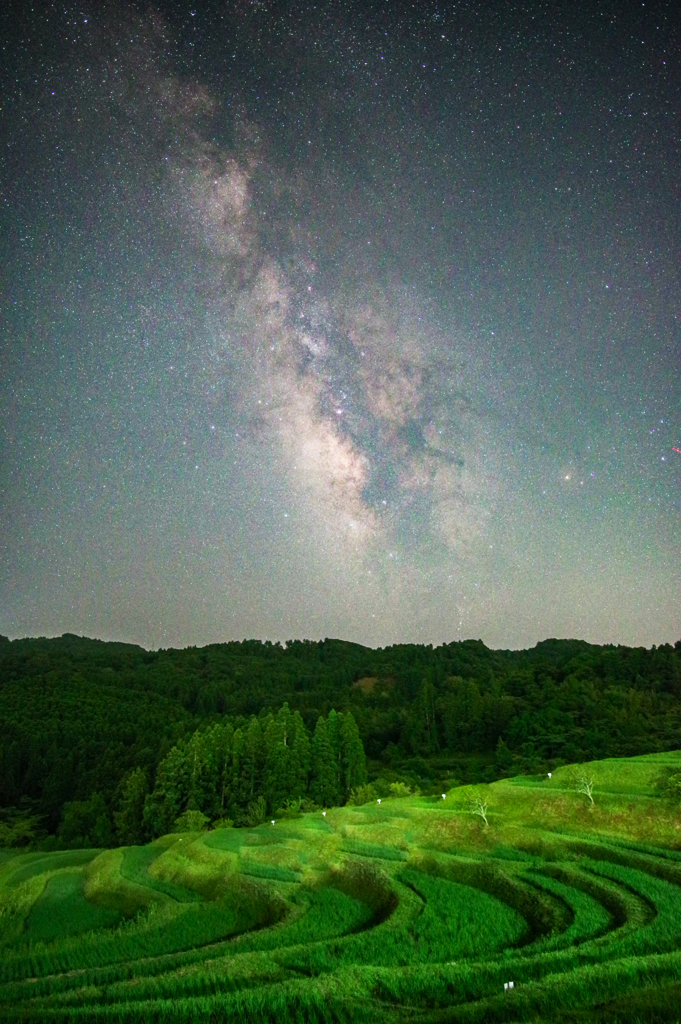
[1,0,679,651]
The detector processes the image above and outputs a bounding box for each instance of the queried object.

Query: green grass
[1,849,101,888]
[120,844,204,902]
[204,827,249,852]
[400,868,527,959]
[240,860,302,882]
[25,871,123,942]
[3,751,681,1022]
[340,838,409,861]
[518,867,614,948]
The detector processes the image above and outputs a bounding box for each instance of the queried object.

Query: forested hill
[1,633,680,845]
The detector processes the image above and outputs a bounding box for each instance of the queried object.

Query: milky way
[1,1,679,649]
[160,78,498,559]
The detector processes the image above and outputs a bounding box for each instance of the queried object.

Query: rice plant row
[3,752,681,1021]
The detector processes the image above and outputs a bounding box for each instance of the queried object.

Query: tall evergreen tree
[143,744,190,838]
[341,711,367,797]
[235,717,265,811]
[326,709,344,805]
[408,678,439,754]
[114,767,148,845]
[218,722,235,814]
[310,716,336,807]
[229,727,245,819]
[186,729,213,814]
[185,723,232,818]
[290,710,311,798]
[263,710,290,813]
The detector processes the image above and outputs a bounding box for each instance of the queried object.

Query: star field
[0,0,679,650]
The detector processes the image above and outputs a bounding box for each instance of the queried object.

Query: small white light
[548,772,552,778]
[442,793,446,799]
[322,811,326,816]
[377,798,381,804]
[271,820,275,825]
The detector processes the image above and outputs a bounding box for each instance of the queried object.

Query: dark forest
[1,633,680,849]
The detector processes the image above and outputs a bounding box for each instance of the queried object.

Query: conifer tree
[290,710,311,798]
[277,702,293,747]
[341,711,367,797]
[276,702,296,795]
[237,716,265,807]
[310,716,336,807]
[218,722,235,814]
[326,709,344,805]
[263,711,290,813]
[229,727,245,819]
[186,729,213,815]
[408,677,439,754]
[143,744,190,838]
[114,767,148,845]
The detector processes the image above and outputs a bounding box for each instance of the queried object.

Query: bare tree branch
[576,774,595,805]
[471,796,489,826]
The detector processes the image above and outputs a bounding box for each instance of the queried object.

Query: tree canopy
[1,632,680,847]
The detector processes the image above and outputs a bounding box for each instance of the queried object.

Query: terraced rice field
[2,752,681,1023]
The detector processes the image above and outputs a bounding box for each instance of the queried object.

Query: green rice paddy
[2,751,681,1022]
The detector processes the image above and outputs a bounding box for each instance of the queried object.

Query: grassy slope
[1,751,681,1022]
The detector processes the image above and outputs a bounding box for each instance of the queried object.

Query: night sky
[1,0,679,651]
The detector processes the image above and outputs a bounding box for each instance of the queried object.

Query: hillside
[2,751,681,1022]
[1,633,680,847]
